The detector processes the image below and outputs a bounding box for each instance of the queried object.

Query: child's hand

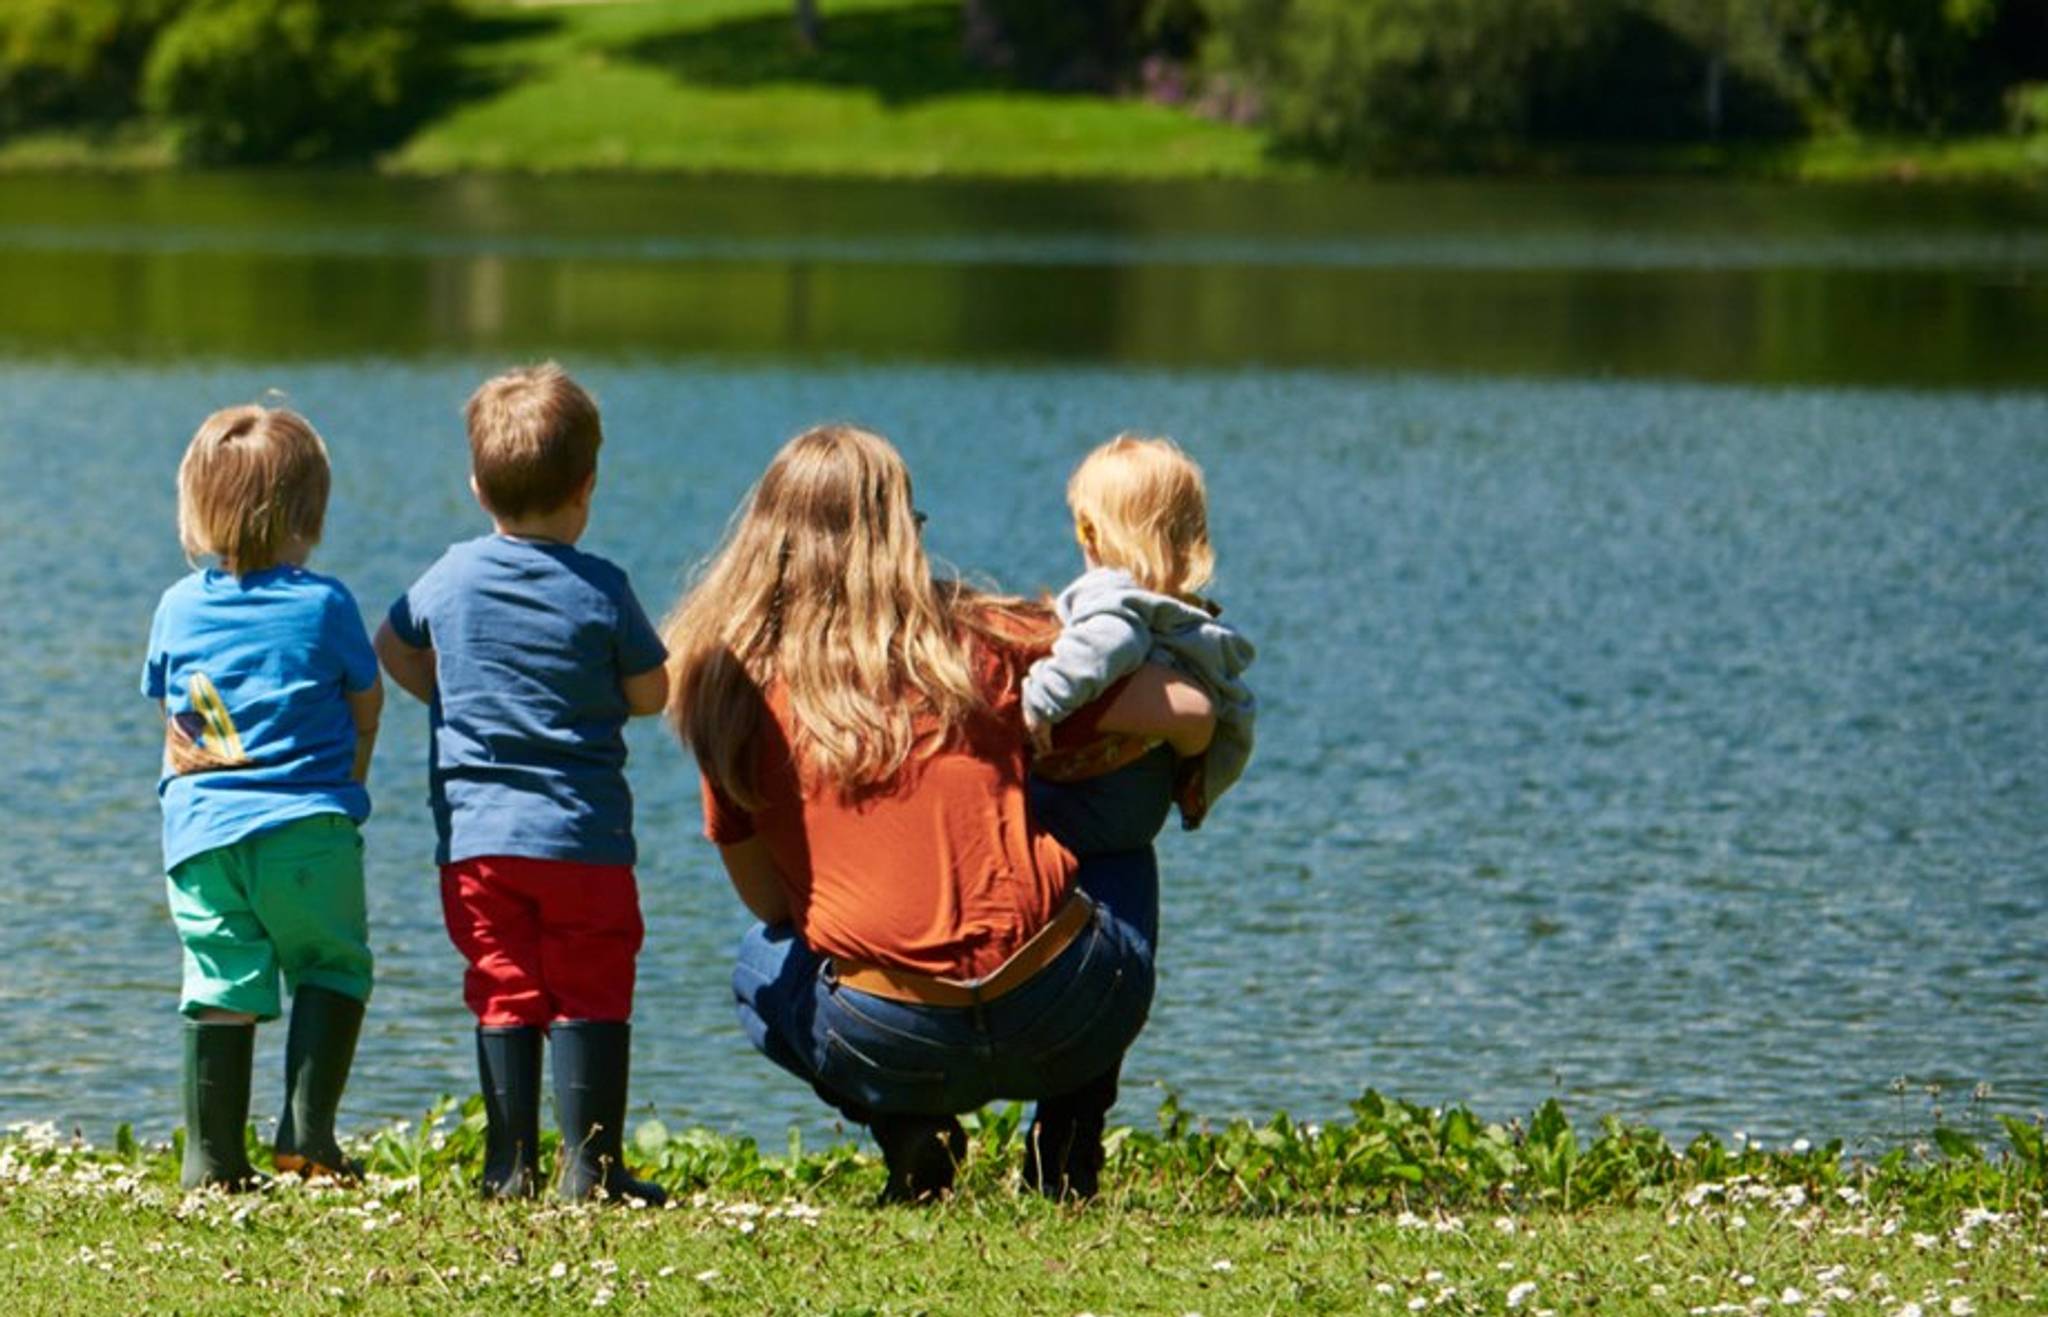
[1023,706,1054,756]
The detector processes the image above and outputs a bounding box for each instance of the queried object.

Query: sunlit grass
[385,0,1276,178]
[2,1094,2045,1314]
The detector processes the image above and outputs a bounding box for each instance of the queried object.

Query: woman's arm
[1094,663,1216,758]
[718,836,793,925]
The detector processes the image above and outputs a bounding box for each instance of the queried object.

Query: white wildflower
[1210,1260,1234,1273]
[1507,1281,1538,1309]
[548,1262,568,1279]
[1948,1300,1974,1316]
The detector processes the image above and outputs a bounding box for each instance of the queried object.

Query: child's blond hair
[466,362,602,520]
[1066,433,1214,600]
[177,405,330,575]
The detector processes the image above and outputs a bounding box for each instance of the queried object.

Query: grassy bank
[4,1095,2046,1313]
[3,0,2045,183]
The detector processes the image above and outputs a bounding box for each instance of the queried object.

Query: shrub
[1202,0,1611,166]
[140,0,454,163]
[963,0,1203,88]
[0,0,178,132]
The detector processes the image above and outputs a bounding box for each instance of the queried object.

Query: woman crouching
[663,424,1214,1202]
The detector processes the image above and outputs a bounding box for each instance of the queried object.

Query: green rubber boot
[180,1020,264,1192]
[551,1021,667,1206]
[273,985,366,1182]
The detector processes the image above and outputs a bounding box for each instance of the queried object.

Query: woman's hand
[1095,663,1216,758]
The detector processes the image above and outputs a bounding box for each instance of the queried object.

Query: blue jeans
[732,849,1158,1117]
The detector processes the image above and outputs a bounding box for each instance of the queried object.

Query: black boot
[476,1025,544,1199]
[273,986,365,1181]
[1023,1065,1119,1201]
[871,1113,966,1204]
[180,1019,264,1191]
[551,1020,666,1205]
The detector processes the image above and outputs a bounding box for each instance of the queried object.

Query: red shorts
[439,856,644,1028]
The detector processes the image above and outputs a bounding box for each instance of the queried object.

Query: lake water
[0,174,2043,1152]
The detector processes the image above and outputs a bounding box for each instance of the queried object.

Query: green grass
[4,1094,2047,1313]
[384,0,1277,178]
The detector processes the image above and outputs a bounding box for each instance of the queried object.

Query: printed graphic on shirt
[167,672,252,774]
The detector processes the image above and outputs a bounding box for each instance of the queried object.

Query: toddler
[143,405,382,1190]
[376,363,669,1204]
[1023,434,1257,853]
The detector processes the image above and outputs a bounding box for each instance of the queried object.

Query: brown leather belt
[829,894,1095,1008]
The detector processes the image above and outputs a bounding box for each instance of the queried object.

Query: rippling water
[1,360,2041,1149]
[0,173,2044,1149]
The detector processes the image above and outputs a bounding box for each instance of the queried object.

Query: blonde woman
[666,425,1215,1202]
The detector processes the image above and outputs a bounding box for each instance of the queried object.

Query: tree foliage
[1202,0,1615,166]
[140,0,455,163]
[1201,0,2044,164]
[0,0,177,131]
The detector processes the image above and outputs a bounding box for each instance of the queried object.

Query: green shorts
[165,813,373,1021]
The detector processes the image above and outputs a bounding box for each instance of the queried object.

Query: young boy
[144,404,382,1190]
[376,364,670,1204]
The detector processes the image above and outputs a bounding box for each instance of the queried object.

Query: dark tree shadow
[618,3,1028,107]
[407,8,569,135]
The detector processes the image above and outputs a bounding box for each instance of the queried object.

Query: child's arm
[622,664,670,718]
[1023,605,1152,740]
[346,681,383,783]
[374,620,437,704]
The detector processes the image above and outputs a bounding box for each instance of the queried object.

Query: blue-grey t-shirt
[142,566,379,870]
[386,535,668,867]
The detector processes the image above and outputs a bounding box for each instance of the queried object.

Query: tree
[793,0,820,49]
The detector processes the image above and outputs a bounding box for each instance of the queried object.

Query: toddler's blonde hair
[1067,433,1214,600]
[177,405,330,575]
[466,362,602,519]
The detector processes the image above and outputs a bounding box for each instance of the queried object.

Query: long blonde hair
[665,424,1005,805]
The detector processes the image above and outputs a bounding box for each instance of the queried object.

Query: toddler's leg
[535,862,663,1205]
[441,858,552,1198]
[248,816,372,1181]
[166,843,275,1191]
[180,1019,263,1191]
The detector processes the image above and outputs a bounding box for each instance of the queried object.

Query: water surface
[0,174,2042,1150]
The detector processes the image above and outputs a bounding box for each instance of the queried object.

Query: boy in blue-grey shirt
[144,404,383,1190]
[377,363,670,1205]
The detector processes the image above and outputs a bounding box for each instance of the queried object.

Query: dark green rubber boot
[477,1025,544,1199]
[180,1020,264,1192]
[872,1113,967,1205]
[551,1021,667,1206]
[273,985,366,1182]
[1023,1063,1120,1202]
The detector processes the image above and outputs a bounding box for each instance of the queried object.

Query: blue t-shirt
[142,566,378,870]
[387,535,667,867]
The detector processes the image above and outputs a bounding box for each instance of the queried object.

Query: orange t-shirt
[701,629,1080,981]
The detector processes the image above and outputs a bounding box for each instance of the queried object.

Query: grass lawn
[383,0,1278,178]
[3,1096,2046,1313]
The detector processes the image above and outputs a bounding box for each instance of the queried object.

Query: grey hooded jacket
[1022,566,1257,824]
